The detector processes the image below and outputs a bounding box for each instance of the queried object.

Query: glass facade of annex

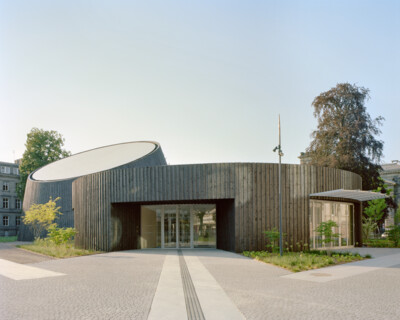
[310,200,354,249]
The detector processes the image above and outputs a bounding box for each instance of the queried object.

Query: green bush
[264,228,286,253]
[365,239,395,248]
[362,218,378,242]
[387,225,400,246]
[242,250,367,272]
[47,225,77,245]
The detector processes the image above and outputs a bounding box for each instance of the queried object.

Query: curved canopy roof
[310,189,387,202]
[31,141,158,181]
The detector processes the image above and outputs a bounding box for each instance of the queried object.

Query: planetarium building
[19,141,384,252]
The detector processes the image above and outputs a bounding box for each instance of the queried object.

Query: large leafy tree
[307,83,384,190]
[17,128,71,201]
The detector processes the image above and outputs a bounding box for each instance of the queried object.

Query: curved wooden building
[18,142,167,241]
[19,141,364,252]
[72,163,361,252]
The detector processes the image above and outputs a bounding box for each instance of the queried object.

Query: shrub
[387,225,400,247]
[365,239,395,248]
[47,225,77,245]
[362,218,378,242]
[264,228,286,253]
[23,197,61,239]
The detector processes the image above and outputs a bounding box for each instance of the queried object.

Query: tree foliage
[307,83,384,190]
[23,197,61,239]
[17,128,71,201]
[364,198,387,223]
[315,220,340,247]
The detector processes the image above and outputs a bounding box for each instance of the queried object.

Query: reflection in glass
[140,206,161,248]
[310,200,354,249]
[179,207,191,248]
[193,205,216,248]
[164,208,177,248]
[141,204,217,249]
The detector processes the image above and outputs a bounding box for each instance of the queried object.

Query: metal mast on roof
[273,115,284,256]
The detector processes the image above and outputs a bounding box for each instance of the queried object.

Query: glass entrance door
[164,207,177,248]
[140,204,216,249]
[179,206,191,248]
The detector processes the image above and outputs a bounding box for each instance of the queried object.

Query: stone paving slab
[0,258,65,280]
[1,248,399,319]
[183,252,245,320]
[197,249,400,320]
[0,250,165,320]
[147,251,186,320]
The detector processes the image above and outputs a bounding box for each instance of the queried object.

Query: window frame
[1,166,10,174]
[15,198,21,209]
[3,216,9,226]
[3,198,9,209]
[2,182,9,191]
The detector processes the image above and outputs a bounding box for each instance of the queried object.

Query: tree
[23,197,61,239]
[17,128,71,201]
[315,220,340,247]
[306,83,384,190]
[363,198,387,237]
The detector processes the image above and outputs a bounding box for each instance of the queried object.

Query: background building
[0,161,22,236]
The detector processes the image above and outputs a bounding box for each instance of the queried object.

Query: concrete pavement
[0,244,399,319]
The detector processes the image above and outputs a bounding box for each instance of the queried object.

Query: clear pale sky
[1,1,399,165]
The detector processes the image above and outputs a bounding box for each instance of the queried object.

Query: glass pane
[314,202,322,248]
[311,201,355,249]
[179,206,191,248]
[164,207,177,248]
[141,206,160,248]
[349,205,354,246]
[339,204,348,246]
[331,203,339,247]
[193,204,216,248]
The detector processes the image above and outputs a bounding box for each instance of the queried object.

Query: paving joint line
[178,249,205,320]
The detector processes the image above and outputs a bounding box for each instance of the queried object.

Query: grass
[17,239,102,258]
[0,236,18,242]
[364,239,399,248]
[243,250,368,272]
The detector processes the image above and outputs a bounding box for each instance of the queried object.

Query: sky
[1,0,399,166]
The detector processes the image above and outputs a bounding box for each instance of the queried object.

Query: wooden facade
[18,143,167,241]
[72,163,361,252]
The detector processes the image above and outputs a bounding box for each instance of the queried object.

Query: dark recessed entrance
[111,199,235,252]
[141,204,216,249]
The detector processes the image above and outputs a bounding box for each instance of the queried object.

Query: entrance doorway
[140,204,216,249]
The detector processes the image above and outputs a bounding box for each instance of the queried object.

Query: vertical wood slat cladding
[18,145,167,241]
[73,163,362,252]
[18,178,74,241]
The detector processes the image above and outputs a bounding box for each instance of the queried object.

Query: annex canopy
[310,189,387,202]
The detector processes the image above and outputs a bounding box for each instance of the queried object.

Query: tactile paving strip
[178,250,205,320]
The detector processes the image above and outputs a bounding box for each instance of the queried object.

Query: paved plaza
[1,243,399,320]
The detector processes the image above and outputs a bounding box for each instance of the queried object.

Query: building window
[13,167,19,175]
[2,182,9,191]
[16,216,21,226]
[1,166,10,174]
[3,216,9,226]
[15,199,21,209]
[3,198,9,209]
[310,200,354,249]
